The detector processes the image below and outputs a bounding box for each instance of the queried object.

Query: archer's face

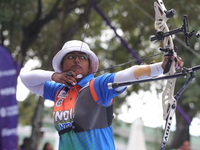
[61,51,90,77]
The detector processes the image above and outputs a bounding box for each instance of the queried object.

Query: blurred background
[0,0,200,149]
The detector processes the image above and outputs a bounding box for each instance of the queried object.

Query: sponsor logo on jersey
[58,90,68,98]
[56,99,64,107]
[53,108,74,122]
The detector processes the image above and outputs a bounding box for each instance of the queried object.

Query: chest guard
[58,84,113,135]
[74,86,113,132]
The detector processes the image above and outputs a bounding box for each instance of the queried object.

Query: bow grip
[163,58,173,74]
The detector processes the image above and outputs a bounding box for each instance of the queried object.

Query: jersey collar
[77,74,94,87]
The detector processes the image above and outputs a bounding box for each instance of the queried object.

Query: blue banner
[0,45,20,150]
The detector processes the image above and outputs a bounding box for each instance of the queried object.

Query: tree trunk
[28,97,45,150]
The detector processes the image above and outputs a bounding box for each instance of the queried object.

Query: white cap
[52,40,99,73]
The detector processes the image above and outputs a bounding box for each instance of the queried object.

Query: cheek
[87,61,91,72]
[81,62,90,74]
[87,62,91,72]
[61,61,71,71]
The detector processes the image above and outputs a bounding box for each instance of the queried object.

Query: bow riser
[154,0,177,120]
[153,1,178,149]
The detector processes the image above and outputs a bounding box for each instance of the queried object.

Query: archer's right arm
[20,70,54,97]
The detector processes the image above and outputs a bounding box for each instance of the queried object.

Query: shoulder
[44,81,65,100]
[44,81,65,90]
[94,73,116,84]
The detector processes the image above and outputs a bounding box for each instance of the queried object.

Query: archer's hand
[162,56,184,70]
[52,71,77,88]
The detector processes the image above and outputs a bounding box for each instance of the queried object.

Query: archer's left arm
[114,56,184,91]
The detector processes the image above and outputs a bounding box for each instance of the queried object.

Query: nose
[74,56,80,63]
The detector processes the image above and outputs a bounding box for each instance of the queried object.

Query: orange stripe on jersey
[54,85,81,112]
[89,78,99,101]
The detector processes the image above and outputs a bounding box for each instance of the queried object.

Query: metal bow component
[151,15,200,46]
[152,1,199,149]
[153,1,177,149]
[154,0,177,120]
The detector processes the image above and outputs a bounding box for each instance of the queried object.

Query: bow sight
[151,15,199,46]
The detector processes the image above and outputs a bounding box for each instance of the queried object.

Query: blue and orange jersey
[43,73,126,150]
